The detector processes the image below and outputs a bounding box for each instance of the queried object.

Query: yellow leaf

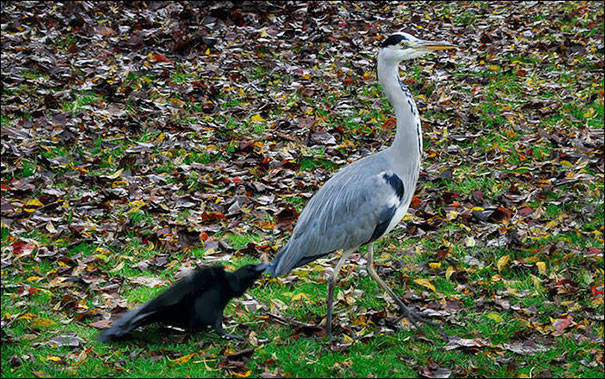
[94,254,109,262]
[491,274,503,282]
[27,276,42,282]
[446,210,458,220]
[536,261,546,274]
[155,132,166,144]
[445,266,455,281]
[46,356,62,362]
[26,199,44,207]
[106,168,123,179]
[496,255,510,273]
[531,274,543,289]
[413,278,436,292]
[110,261,125,273]
[487,312,504,323]
[222,348,236,356]
[291,293,310,302]
[429,262,441,270]
[584,107,595,118]
[251,113,266,122]
[128,200,147,210]
[489,65,500,71]
[32,318,56,328]
[465,236,476,247]
[46,222,57,234]
[19,312,37,320]
[172,353,197,364]
[342,334,354,344]
[233,370,252,378]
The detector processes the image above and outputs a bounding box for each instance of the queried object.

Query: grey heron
[266,32,456,336]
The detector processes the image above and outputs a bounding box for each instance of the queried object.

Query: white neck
[377,50,422,166]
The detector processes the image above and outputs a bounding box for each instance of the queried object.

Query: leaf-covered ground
[1,1,603,377]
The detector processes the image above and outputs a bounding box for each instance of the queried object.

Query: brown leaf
[489,207,512,223]
[129,276,166,288]
[88,319,113,330]
[310,130,336,145]
[275,207,298,224]
[503,340,548,355]
[444,336,490,351]
[48,334,85,349]
[419,365,452,378]
[552,316,573,335]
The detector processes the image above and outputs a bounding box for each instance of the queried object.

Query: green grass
[2,238,602,377]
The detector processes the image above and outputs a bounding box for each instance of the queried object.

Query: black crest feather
[381,34,407,48]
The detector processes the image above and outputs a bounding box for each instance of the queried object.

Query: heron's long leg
[366,243,436,327]
[326,248,354,337]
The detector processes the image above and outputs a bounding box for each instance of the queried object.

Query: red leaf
[202,211,225,221]
[12,241,35,255]
[382,117,397,130]
[591,285,604,296]
[410,195,421,209]
[151,53,172,63]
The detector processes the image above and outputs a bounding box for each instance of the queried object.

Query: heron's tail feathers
[264,248,285,277]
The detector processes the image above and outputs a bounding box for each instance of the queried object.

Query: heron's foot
[395,305,435,326]
[394,303,447,337]
[326,319,333,339]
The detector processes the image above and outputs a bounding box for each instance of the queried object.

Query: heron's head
[380,32,456,62]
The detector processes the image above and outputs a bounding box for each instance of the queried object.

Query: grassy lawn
[1,1,603,377]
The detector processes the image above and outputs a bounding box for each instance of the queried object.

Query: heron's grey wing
[269,158,406,276]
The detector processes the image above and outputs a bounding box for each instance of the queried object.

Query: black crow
[98,263,268,342]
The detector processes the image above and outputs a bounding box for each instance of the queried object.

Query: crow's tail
[98,305,151,342]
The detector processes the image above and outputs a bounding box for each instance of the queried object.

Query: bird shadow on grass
[99,324,244,347]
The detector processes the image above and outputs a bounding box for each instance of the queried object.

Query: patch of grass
[21,158,37,177]
[300,157,338,171]
[223,233,263,250]
[63,91,103,112]
[171,71,193,84]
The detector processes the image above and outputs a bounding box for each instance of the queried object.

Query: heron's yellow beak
[417,40,457,51]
